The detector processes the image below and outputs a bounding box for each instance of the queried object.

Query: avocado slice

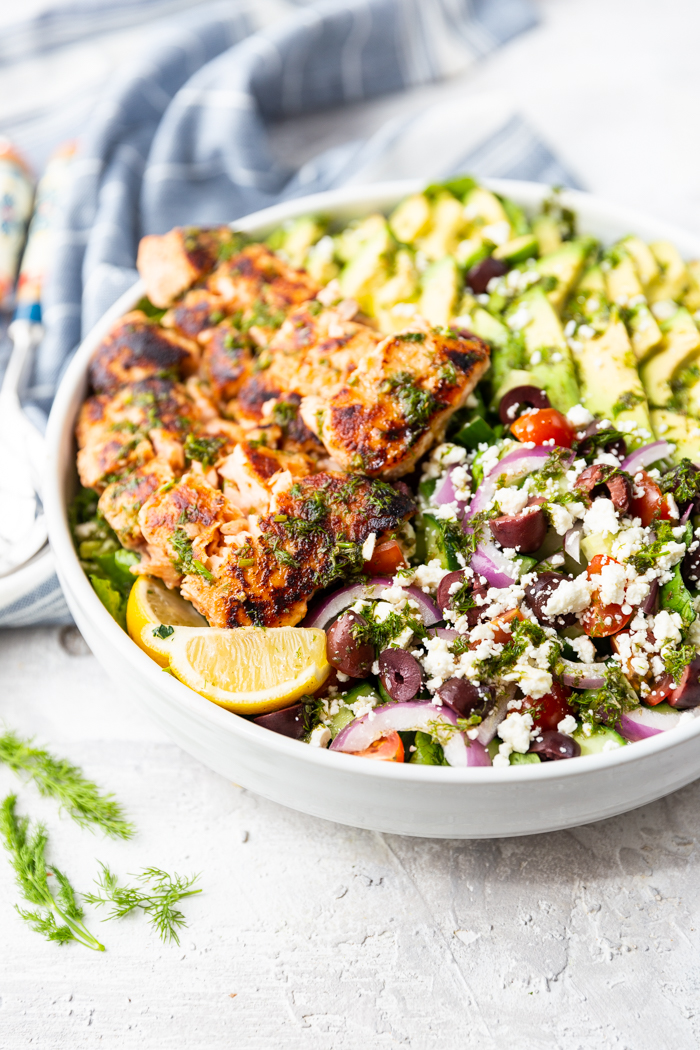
[419,255,460,326]
[416,192,468,261]
[334,213,387,263]
[532,213,562,256]
[603,252,663,358]
[640,306,700,408]
[620,235,659,289]
[268,215,326,269]
[650,409,700,463]
[572,316,652,430]
[338,221,394,311]
[372,249,419,332]
[536,237,595,313]
[465,308,537,408]
[514,286,580,411]
[493,233,538,264]
[388,193,431,244]
[648,241,689,303]
[682,260,700,313]
[463,186,510,228]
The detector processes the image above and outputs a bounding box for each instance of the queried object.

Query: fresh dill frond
[170,529,214,582]
[0,795,105,951]
[183,434,225,468]
[84,864,202,945]
[664,643,696,684]
[0,731,133,839]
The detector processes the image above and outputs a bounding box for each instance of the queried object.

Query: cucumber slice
[326,682,382,739]
[572,725,627,756]
[423,513,461,571]
[453,415,496,451]
[510,752,541,765]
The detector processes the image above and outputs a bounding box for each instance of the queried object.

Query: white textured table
[4,1,700,1046]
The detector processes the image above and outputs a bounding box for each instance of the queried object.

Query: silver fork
[0,318,48,577]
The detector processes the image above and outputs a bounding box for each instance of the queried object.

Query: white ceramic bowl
[44,179,700,838]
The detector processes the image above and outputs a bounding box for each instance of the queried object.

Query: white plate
[43,179,700,838]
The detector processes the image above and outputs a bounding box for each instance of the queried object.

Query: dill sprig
[0,731,133,839]
[84,864,202,945]
[0,795,105,951]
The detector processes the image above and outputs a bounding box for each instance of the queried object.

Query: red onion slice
[434,470,458,508]
[304,577,441,629]
[620,440,674,474]
[329,700,489,767]
[564,522,583,563]
[617,704,684,741]
[465,445,573,521]
[558,658,607,689]
[469,547,517,589]
[641,579,659,615]
[427,628,459,640]
[475,686,512,745]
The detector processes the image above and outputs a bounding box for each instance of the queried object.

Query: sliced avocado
[419,255,460,326]
[604,251,662,358]
[499,196,531,236]
[650,409,700,463]
[516,286,580,411]
[463,186,510,229]
[422,512,461,571]
[648,241,689,303]
[536,237,595,313]
[532,213,562,256]
[572,725,627,757]
[466,307,533,407]
[373,249,419,332]
[620,235,660,289]
[493,233,538,264]
[338,222,394,310]
[572,316,652,430]
[334,213,387,263]
[626,302,663,362]
[416,192,467,261]
[388,193,431,244]
[640,306,700,408]
[605,251,643,303]
[454,238,489,270]
[272,215,326,269]
[682,260,700,313]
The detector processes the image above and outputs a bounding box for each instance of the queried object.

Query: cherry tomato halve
[510,408,575,449]
[521,682,574,732]
[490,607,525,644]
[364,539,406,576]
[627,469,675,527]
[349,731,405,762]
[580,554,633,637]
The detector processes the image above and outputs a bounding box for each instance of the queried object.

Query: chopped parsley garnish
[475,619,559,679]
[152,624,175,639]
[183,434,225,468]
[611,391,644,418]
[660,459,700,504]
[401,332,425,343]
[351,604,425,652]
[382,371,438,428]
[629,520,677,573]
[572,661,635,728]
[272,399,298,427]
[170,529,214,582]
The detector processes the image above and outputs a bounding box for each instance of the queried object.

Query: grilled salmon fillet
[138,471,415,627]
[301,320,490,478]
[88,311,200,394]
[137,227,246,307]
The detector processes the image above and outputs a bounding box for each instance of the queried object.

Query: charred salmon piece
[301,321,491,479]
[75,378,202,492]
[206,243,319,345]
[161,288,229,340]
[180,471,416,629]
[88,311,200,394]
[98,460,174,550]
[217,441,314,515]
[199,323,256,410]
[137,227,247,308]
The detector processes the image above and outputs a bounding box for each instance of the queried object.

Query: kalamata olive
[498,384,550,425]
[524,571,577,629]
[575,422,627,460]
[379,649,422,702]
[529,730,580,761]
[326,611,374,678]
[437,677,492,718]
[574,464,631,512]
[641,578,659,615]
[667,656,700,709]
[466,256,508,294]
[436,570,466,613]
[681,546,700,589]
[253,703,306,739]
[489,505,547,553]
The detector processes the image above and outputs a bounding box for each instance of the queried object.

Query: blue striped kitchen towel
[2,0,579,627]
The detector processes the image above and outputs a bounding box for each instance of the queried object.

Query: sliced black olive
[575,422,627,460]
[253,703,306,739]
[681,546,700,590]
[498,384,550,426]
[379,649,422,702]
[574,464,631,512]
[529,730,580,760]
[466,256,508,294]
[326,611,374,678]
[489,505,547,553]
[437,678,492,718]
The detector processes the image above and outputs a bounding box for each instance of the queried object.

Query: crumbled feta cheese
[308,726,331,748]
[412,559,451,595]
[602,739,622,752]
[420,636,459,689]
[496,711,535,762]
[547,501,586,536]
[566,404,594,427]
[543,575,592,616]
[596,560,628,606]
[652,609,683,646]
[494,486,530,516]
[583,498,620,537]
[557,714,578,736]
[569,635,597,663]
[361,533,376,561]
[530,350,542,366]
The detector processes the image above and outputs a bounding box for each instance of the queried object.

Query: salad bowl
[44,179,700,838]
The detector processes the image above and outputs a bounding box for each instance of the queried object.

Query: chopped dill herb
[476,619,558,679]
[170,529,214,582]
[183,434,225,468]
[272,399,298,427]
[664,643,696,684]
[267,537,299,569]
[351,604,425,652]
[629,520,678,573]
[401,331,426,343]
[572,661,635,728]
[659,459,700,504]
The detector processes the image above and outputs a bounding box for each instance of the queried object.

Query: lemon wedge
[127,575,207,666]
[142,624,331,714]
